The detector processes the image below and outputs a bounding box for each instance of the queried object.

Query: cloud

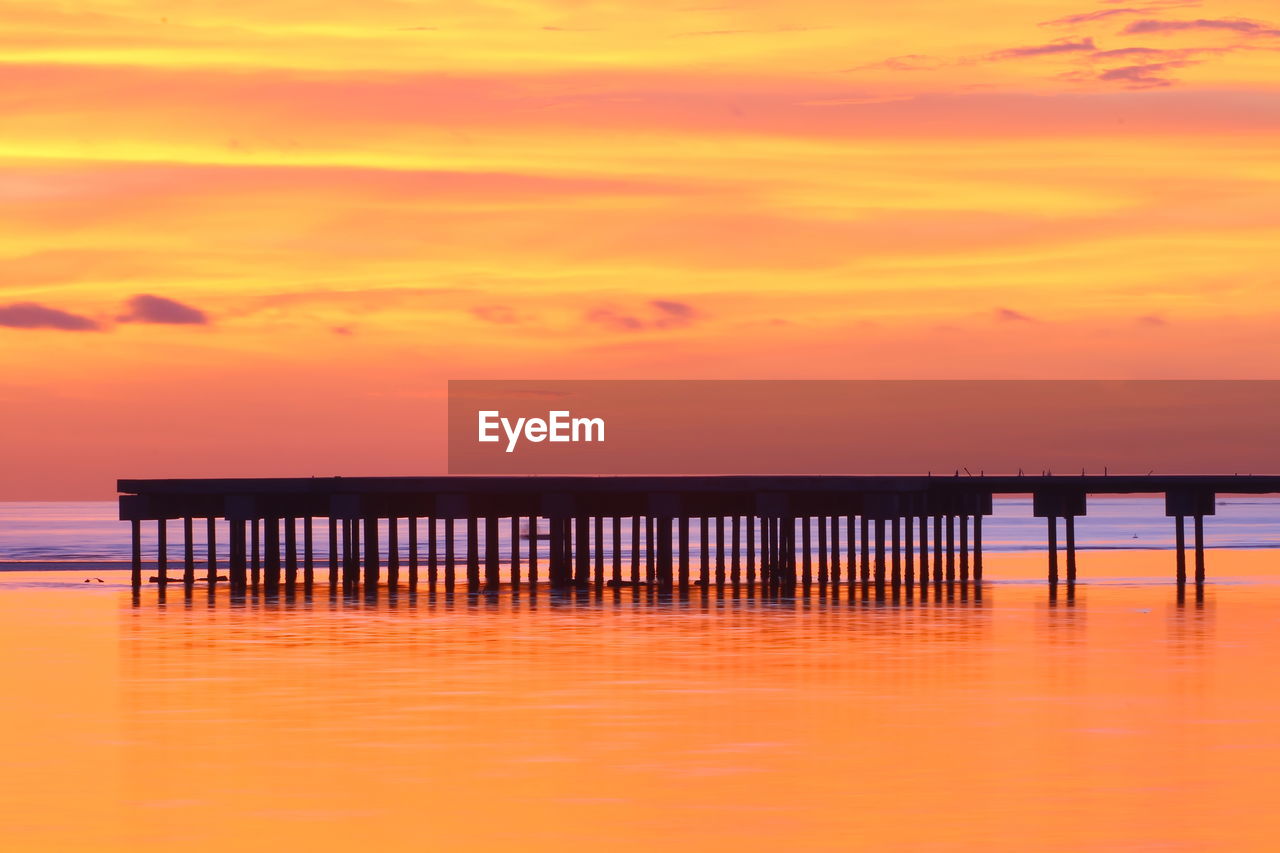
[0,302,101,331]
[1099,60,1197,87]
[988,38,1097,60]
[1042,8,1144,27]
[1137,314,1168,326]
[1123,18,1280,35]
[995,307,1035,322]
[585,300,701,332]
[117,293,209,325]
[331,325,355,336]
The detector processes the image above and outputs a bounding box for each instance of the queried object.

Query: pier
[118,475,1269,597]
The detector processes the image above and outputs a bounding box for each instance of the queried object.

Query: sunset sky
[2,0,1279,497]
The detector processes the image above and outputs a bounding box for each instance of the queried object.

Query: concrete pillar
[817,515,828,587]
[265,518,281,592]
[936,514,947,581]
[801,517,813,587]
[630,515,641,586]
[364,516,380,590]
[575,515,591,586]
[1047,516,1058,585]
[387,517,399,589]
[700,517,710,584]
[445,518,458,590]
[1175,515,1186,585]
[917,514,929,589]
[832,516,843,585]
[230,520,247,591]
[485,516,500,590]
[1194,514,1205,584]
[548,516,567,588]
[182,517,195,585]
[1065,515,1076,584]
[251,519,261,587]
[430,518,440,589]
[761,517,772,584]
[410,517,420,589]
[645,517,656,585]
[891,517,901,587]
[466,517,480,590]
[974,514,983,581]
[861,516,871,583]
[595,515,605,586]
[746,516,757,585]
[959,515,969,583]
[526,517,537,588]
[508,516,519,589]
[285,517,298,586]
[945,515,955,582]
[157,519,168,584]
[328,518,338,587]
[678,516,690,589]
[207,517,217,584]
[731,516,741,585]
[131,519,142,587]
[874,518,886,586]
[904,515,914,586]
[304,517,314,586]
[715,516,726,587]
[657,517,674,592]
[613,516,623,585]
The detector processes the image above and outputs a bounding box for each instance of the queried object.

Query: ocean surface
[4,495,1280,565]
[4,499,1280,849]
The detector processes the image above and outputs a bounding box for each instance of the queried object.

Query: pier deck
[118,475,1274,594]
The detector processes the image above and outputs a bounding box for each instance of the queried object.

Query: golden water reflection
[1,549,1279,850]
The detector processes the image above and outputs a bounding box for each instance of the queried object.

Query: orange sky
[2,0,1279,497]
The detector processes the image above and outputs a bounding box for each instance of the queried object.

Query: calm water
[5,496,1280,564]
[4,503,1280,849]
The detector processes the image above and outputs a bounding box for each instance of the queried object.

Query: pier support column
[936,514,947,581]
[466,517,480,590]
[364,516,380,590]
[285,517,298,586]
[230,520,247,591]
[525,517,536,588]
[746,517,757,586]
[304,517,314,586]
[678,517,690,590]
[904,515,914,587]
[265,518,281,592]
[700,518,710,585]
[387,518,400,589]
[945,515,955,582]
[891,517,901,588]
[595,516,605,587]
[874,518,886,587]
[974,514,983,582]
[445,518,459,592]
[917,514,928,589]
[802,517,812,587]
[959,515,969,583]
[485,516,500,591]
[508,516,519,589]
[715,516,726,587]
[1194,514,1205,585]
[549,516,569,588]
[251,519,261,587]
[613,516,623,586]
[575,515,591,586]
[157,519,168,584]
[207,517,217,584]
[131,519,142,588]
[657,517,674,593]
[1174,515,1186,585]
[731,516,741,586]
[630,516,640,587]
[182,517,194,584]
[1047,516,1058,585]
[1065,515,1076,584]
[832,516,843,587]
[410,517,420,589]
[328,518,338,587]
[861,516,871,583]
[817,516,828,588]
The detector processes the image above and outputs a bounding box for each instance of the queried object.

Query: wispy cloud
[988,38,1097,60]
[1123,17,1280,36]
[1099,60,1198,88]
[117,294,209,325]
[585,299,701,332]
[995,307,1036,322]
[0,302,100,331]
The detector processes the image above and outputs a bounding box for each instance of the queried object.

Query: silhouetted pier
[118,475,1267,597]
